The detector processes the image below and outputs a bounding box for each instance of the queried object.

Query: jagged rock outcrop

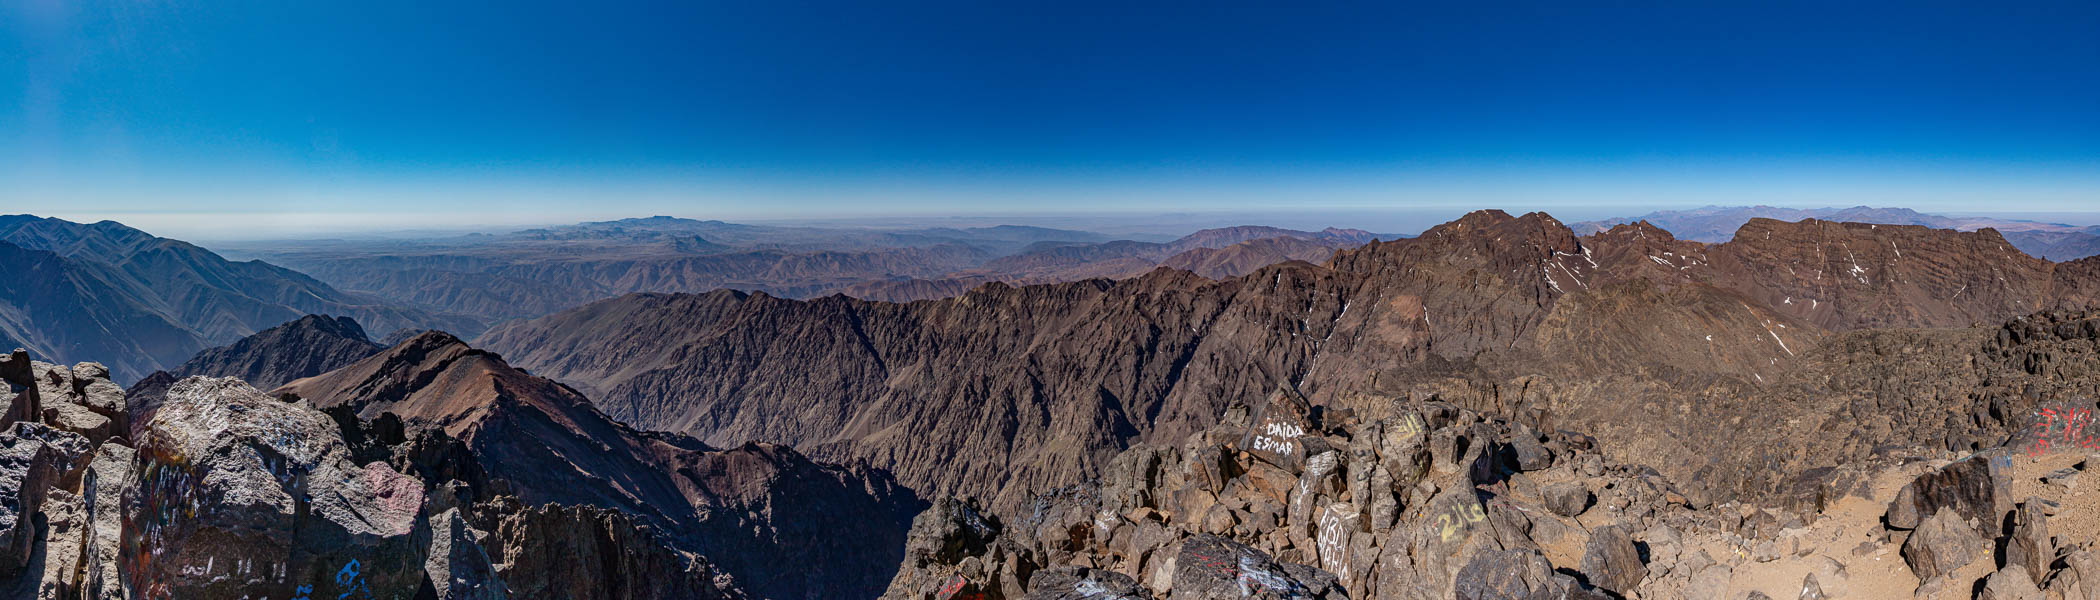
[0,423,91,579]
[121,376,428,598]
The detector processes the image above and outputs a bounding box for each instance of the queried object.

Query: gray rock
[1287,451,1341,549]
[0,350,30,388]
[118,376,427,598]
[1241,388,1317,473]
[41,401,117,445]
[903,497,1003,567]
[1979,566,2043,600]
[1026,566,1152,600]
[1544,482,1590,517]
[1453,548,1605,600]
[1885,455,2008,531]
[1580,524,1647,596]
[0,422,91,576]
[1798,572,1826,600]
[425,507,509,599]
[2004,500,2053,584]
[1508,434,1553,472]
[2042,467,2081,489]
[2041,548,2099,600]
[1171,534,1326,600]
[68,362,109,381]
[1901,507,1980,582]
[1686,562,1732,599]
[79,443,134,600]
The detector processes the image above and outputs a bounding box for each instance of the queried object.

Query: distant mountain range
[219,217,1397,316]
[1573,205,2100,260]
[0,214,1393,384]
[841,225,1386,302]
[0,215,479,383]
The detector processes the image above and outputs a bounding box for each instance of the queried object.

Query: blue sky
[6,0,2098,237]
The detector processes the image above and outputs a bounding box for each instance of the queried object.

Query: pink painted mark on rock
[359,462,424,535]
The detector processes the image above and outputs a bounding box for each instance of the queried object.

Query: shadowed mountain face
[1572,205,2100,261]
[275,332,925,600]
[145,314,385,391]
[0,240,205,384]
[0,215,482,383]
[479,210,2100,515]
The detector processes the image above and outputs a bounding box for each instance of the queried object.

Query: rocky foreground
[0,318,2096,599]
[0,332,937,599]
[882,388,2100,600]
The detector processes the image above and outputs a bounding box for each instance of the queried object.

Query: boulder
[1452,548,1604,600]
[1241,388,1317,472]
[1543,482,1590,517]
[41,401,117,445]
[0,350,29,388]
[1798,572,1826,600]
[0,422,92,576]
[1025,566,1152,600]
[1885,455,2008,531]
[2042,548,2100,600]
[905,497,1004,567]
[1287,451,1341,548]
[79,443,135,600]
[1170,534,1333,600]
[1579,524,1646,596]
[426,506,509,599]
[119,376,427,598]
[1506,434,1553,472]
[2003,500,2052,584]
[1312,502,1362,587]
[1979,566,2043,600]
[1901,507,1980,582]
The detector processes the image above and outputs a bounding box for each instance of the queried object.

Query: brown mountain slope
[275,332,924,600]
[477,210,1893,512]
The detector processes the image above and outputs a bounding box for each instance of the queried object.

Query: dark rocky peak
[1578,220,1720,289]
[1596,220,1680,243]
[1413,209,1579,252]
[156,314,386,392]
[1334,210,1582,280]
